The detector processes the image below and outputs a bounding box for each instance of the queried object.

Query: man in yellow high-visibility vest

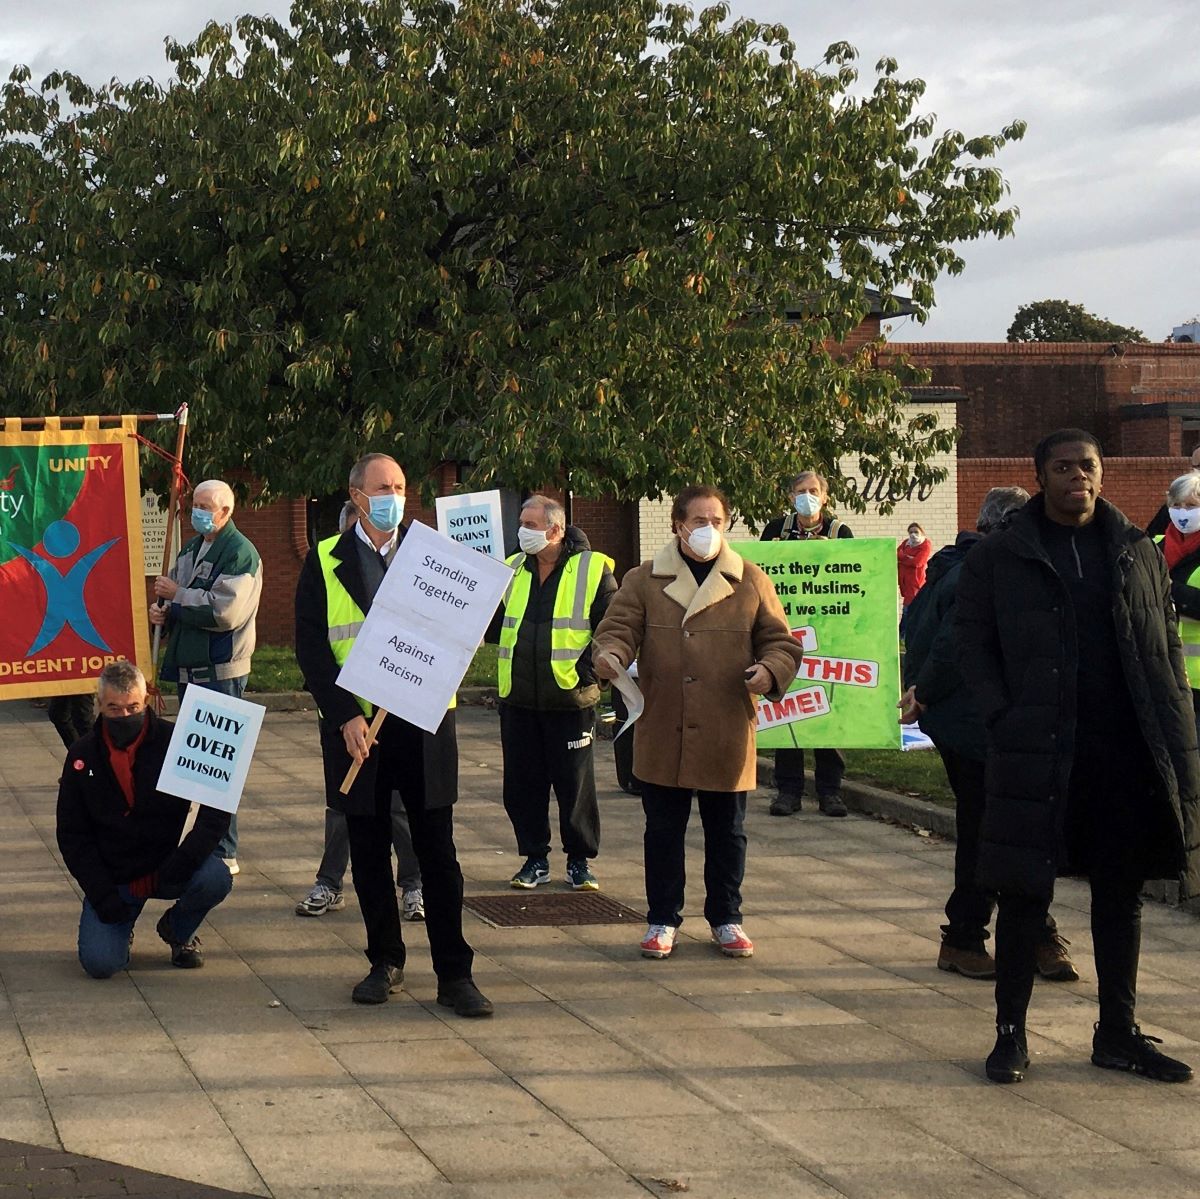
[294,452,490,1016]
[488,495,617,891]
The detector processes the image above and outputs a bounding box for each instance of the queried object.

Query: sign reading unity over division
[435,489,505,559]
[732,538,901,749]
[158,687,266,812]
[0,417,151,699]
[336,520,513,732]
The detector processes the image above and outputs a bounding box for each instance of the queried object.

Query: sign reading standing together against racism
[733,538,901,749]
[158,687,266,813]
[435,489,506,559]
[0,417,151,698]
[336,520,513,733]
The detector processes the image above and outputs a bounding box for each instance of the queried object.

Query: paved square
[4,700,1200,1197]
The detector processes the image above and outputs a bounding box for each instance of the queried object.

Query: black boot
[1092,1023,1193,1083]
[986,1024,1029,1084]
[352,963,403,1005]
[437,977,494,1017]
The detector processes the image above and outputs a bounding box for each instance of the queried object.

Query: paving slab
[5,699,1200,1197]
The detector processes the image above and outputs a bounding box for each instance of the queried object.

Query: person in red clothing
[56,661,233,977]
[897,522,932,632]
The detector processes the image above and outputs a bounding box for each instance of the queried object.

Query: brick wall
[957,456,1184,533]
[893,342,1200,458]
[636,400,962,562]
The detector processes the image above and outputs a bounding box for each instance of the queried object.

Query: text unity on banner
[0,417,151,699]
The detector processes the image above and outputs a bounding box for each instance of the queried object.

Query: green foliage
[1007,299,1147,344]
[0,0,1023,521]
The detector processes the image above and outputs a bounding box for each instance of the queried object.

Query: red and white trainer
[640,924,678,959]
[711,923,754,957]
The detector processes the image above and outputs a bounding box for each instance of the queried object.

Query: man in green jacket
[149,478,262,873]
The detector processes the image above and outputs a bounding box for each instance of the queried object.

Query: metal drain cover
[463,892,644,928]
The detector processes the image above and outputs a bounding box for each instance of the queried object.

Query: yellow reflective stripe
[328,621,364,641]
[550,648,583,661]
[1184,645,1200,657]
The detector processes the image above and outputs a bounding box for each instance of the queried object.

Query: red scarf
[1163,522,1200,571]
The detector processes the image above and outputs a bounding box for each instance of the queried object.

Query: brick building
[221,335,1200,648]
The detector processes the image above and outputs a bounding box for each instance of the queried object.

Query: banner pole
[149,403,189,690]
[339,708,387,794]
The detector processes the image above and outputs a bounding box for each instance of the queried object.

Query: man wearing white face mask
[486,495,617,890]
[294,453,491,1016]
[593,485,803,960]
[760,470,853,817]
[1155,472,1200,740]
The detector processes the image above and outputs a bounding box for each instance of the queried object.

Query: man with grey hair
[150,478,262,873]
[56,661,233,977]
[487,494,617,890]
[295,452,490,1015]
[900,487,1077,983]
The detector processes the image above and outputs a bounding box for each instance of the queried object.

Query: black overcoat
[954,496,1200,900]
[294,526,458,816]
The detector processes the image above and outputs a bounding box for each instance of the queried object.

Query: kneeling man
[56,661,233,977]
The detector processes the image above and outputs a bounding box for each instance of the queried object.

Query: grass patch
[247,643,500,692]
[841,747,954,807]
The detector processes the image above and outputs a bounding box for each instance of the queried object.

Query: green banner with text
[732,538,901,749]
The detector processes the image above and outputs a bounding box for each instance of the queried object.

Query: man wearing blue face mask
[760,470,853,817]
[294,452,491,1016]
[150,479,262,871]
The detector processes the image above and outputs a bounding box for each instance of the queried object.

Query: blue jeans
[178,677,246,858]
[77,853,233,978]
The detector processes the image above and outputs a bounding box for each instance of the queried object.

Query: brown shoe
[1036,932,1079,982]
[937,942,996,980]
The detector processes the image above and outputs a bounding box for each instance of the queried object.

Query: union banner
[733,538,902,749]
[0,416,151,698]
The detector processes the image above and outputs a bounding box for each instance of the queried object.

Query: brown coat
[593,538,803,792]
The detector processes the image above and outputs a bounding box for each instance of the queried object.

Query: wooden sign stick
[340,707,387,794]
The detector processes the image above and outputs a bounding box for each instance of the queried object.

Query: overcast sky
[2,0,1196,343]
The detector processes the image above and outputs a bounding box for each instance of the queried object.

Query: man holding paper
[294,453,491,1015]
[55,662,233,977]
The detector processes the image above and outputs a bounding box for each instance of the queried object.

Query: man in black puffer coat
[902,486,1076,984]
[956,429,1200,1086]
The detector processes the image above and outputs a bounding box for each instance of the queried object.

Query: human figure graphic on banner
[12,519,117,654]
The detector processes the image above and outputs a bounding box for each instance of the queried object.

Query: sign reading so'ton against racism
[733,538,901,749]
[435,489,505,559]
[336,520,513,733]
[158,687,266,812]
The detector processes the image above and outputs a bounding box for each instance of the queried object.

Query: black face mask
[104,712,145,749]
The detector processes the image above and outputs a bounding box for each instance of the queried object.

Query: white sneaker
[223,857,240,876]
[711,923,754,958]
[401,887,425,922]
[640,924,678,959]
[295,883,345,917]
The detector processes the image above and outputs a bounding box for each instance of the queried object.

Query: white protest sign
[157,687,266,813]
[336,519,514,732]
[140,490,181,576]
[435,490,506,559]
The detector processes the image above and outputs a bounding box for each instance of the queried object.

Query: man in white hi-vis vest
[487,495,617,892]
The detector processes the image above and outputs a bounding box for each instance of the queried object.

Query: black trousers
[995,875,1141,1031]
[48,694,94,749]
[500,705,600,860]
[995,741,1151,1032]
[641,783,746,928]
[344,715,472,981]
[774,747,844,797]
[937,744,1057,949]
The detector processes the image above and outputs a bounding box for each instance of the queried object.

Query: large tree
[0,0,1023,519]
[1007,299,1146,344]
